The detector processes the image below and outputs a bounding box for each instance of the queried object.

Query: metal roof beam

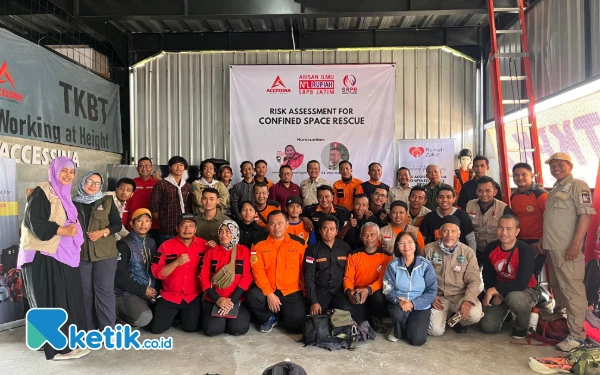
[73,0,517,21]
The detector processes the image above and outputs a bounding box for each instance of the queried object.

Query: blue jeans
[388,304,431,346]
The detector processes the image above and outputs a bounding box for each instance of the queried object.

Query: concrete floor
[0,323,560,375]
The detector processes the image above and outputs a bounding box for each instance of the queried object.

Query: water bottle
[528,307,540,333]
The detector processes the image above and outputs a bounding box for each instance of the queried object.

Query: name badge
[432,251,442,265]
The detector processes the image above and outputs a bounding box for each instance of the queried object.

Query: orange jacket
[333,177,364,211]
[343,248,392,293]
[251,234,306,296]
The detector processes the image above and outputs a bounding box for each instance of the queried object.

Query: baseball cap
[441,215,461,227]
[286,196,303,207]
[177,213,196,225]
[544,152,572,164]
[219,164,233,173]
[131,208,152,221]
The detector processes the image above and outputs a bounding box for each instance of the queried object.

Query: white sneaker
[387,331,399,342]
[53,348,91,361]
[556,335,586,352]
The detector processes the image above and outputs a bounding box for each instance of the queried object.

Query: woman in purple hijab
[18,156,90,360]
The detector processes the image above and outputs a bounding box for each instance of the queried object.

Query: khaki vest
[20,182,67,254]
[86,195,118,261]
[380,224,420,255]
[466,198,507,251]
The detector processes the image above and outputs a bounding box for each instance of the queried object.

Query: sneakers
[556,335,586,352]
[53,348,91,361]
[453,324,468,334]
[372,317,387,334]
[387,331,398,342]
[510,327,527,340]
[260,314,278,333]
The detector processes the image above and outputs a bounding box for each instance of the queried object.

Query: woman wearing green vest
[73,171,122,331]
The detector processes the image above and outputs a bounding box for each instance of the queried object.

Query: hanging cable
[291,19,296,50]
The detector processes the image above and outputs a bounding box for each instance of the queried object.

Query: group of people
[17,148,595,360]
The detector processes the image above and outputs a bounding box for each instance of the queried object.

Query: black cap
[177,213,196,225]
[286,196,303,207]
[441,215,461,227]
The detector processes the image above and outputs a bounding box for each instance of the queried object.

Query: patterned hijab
[72,171,104,204]
[219,220,240,250]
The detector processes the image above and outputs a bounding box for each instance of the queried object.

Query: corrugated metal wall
[485,0,586,120]
[132,47,478,166]
[592,0,600,77]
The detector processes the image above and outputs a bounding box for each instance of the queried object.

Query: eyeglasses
[373,192,387,199]
[138,165,153,169]
[85,180,102,187]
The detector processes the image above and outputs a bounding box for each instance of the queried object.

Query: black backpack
[302,314,330,346]
[262,361,307,375]
[302,314,359,350]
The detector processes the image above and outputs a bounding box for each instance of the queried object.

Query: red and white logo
[342,74,358,94]
[408,146,425,158]
[266,76,291,93]
[0,60,23,102]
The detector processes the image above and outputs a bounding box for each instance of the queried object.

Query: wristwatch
[103,229,108,237]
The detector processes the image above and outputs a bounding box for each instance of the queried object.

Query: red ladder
[487,0,544,204]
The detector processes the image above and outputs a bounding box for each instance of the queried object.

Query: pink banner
[585,159,600,263]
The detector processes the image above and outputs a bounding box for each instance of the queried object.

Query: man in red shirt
[128,157,161,235]
[268,165,301,214]
[150,213,210,334]
[510,162,548,277]
[480,215,539,339]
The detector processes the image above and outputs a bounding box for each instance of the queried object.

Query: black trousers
[314,288,345,313]
[21,252,87,360]
[202,300,251,336]
[245,287,306,333]
[332,289,388,323]
[388,305,431,346]
[150,295,202,334]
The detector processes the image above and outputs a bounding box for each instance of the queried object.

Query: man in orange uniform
[333,161,364,211]
[253,183,280,229]
[334,222,391,332]
[510,162,548,278]
[246,211,306,333]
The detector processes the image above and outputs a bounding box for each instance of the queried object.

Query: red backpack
[532,317,569,344]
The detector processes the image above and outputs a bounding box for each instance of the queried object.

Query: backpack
[532,317,569,344]
[301,312,359,351]
[262,361,308,375]
[568,348,600,375]
[302,315,330,346]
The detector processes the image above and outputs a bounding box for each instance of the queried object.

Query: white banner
[230,65,396,185]
[397,139,455,186]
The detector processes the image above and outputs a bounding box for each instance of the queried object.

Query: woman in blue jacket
[383,231,437,346]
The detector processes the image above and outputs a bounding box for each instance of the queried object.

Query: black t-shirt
[301,204,351,240]
[361,181,390,197]
[421,209,475,245]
